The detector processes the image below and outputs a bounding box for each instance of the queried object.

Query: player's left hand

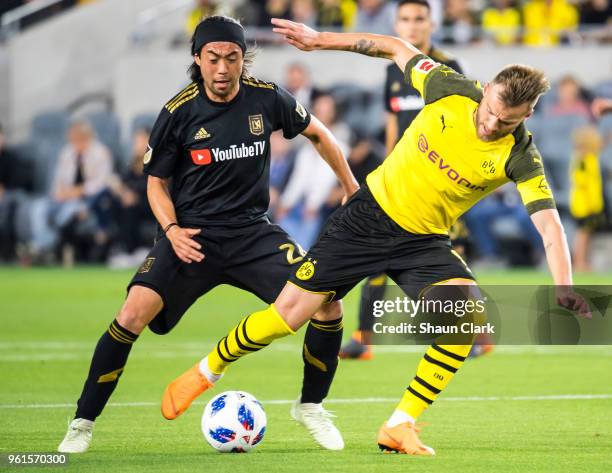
[555,286,592,319]
[271,18,320,51]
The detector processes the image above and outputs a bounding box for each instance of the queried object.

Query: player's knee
[116,287,163,335]
[274,283,329,330]
[312,300,343,321]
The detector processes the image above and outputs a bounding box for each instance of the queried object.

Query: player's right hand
[166,226,205,264]
[271,18,320,51]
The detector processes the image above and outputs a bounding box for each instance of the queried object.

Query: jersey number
[279,243,306,264]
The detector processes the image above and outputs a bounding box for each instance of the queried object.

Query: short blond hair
[491,65,550,107]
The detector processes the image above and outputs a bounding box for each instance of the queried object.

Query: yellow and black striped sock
[75,319,138,421]
[207,304,295,375]
[301,317,343,403]
[397,343,471,419]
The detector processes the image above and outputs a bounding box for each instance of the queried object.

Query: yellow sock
[207,304,295,375]
[397,343,471,419]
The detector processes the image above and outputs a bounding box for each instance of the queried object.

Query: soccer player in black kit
[58,16,358,453]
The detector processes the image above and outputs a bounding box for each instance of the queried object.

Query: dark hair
[187,15,256,82]
[491,64,550,107]
[397,0,431,11]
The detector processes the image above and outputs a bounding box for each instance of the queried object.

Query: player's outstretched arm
[271,18,421,73]
[301,115,359,202]
[530,209,592,318]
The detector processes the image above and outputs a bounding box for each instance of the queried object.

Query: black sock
[300,317,343,404]
[74,320,138,421]
[358,274,387,332]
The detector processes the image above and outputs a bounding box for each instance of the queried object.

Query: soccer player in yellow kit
[163,19,592,455]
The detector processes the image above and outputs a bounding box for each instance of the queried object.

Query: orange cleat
[377,422,435,456]
[161,363,213,420]
[339,331,373,360]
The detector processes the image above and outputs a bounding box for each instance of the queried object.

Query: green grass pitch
[1,267,611,472]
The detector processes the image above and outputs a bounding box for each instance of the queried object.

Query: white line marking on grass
[1,344,611,362]
[1,394,610,410]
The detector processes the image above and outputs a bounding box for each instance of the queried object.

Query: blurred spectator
[481,0,521,45]
[247,0,292,27]
[317,0,358,29]
[353,0,396,34]
[569,126,605,272]
[186,1,224,35]
[441,0,480,44]
[346,137,382,184]
[269,131,296,214]
[579,0,612,26]
[0,124,23,261]
[464,187,544,267]
[284,62,321,109]
[107,128,155,268]
[325,136,383,214]
[277,94,350,249]
[546,75,591,119]
[522,0,579,46]
[592,97,612,118]
[291,0,318,25]
[28,120,114,264]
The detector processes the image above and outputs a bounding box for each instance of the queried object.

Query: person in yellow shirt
[186,0,223,36]
[570,126,606,272]
[163,19,592,455]
[482,0,521,45]
[522,0,579,46]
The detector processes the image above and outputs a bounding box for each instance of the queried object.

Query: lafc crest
[249,114,264,136]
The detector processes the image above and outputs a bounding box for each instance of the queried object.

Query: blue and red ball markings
[252,427,265,446]
[209,427,236,444]
[237,404,254,431]
[210,395,228,416]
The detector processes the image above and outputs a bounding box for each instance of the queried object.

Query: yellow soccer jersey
[366,54,556,235]
[569,152,604,219]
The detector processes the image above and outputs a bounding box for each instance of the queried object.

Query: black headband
[191,20,246,56]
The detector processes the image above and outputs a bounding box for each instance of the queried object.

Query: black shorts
[289,186,475,302]
[129,219,304,334]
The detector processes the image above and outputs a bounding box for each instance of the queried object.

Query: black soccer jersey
[144,78,311,227]
[384,47,462,139]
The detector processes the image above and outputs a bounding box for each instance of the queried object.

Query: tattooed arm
[271,18,422,72]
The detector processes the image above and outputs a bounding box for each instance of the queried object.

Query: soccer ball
[201,391,267,453]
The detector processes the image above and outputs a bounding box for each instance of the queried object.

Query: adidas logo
[194,127,211,140]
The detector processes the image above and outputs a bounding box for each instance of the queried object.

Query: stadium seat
[31,110,69,143]
[130,112,157,134]
[85,110,122,161]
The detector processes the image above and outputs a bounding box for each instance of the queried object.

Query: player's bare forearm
[147,175,204,263]
[531,209,591,317]
[271,18,421,72]
[531,208,572,285]
[147,175,179,230]
[302,116,359,198]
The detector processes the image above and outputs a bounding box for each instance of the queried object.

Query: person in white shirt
[276,93,350,249]
[30,120,114,258]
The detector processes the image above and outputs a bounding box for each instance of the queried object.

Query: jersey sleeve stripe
[525,198,556,215]
[165,83,198,111]
[166,88,199,113]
